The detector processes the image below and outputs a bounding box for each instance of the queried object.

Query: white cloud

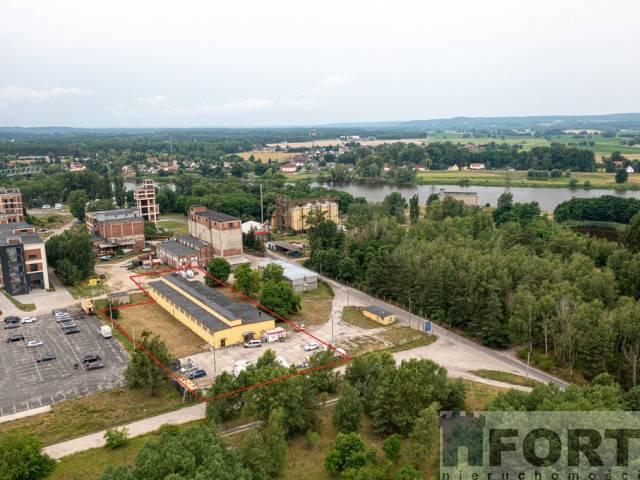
[137,95,168,107]
[320,73,354,87]
[0,86,94,102]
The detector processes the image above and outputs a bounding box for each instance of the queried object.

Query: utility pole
[408,298,411,328]
[330,313,334,344]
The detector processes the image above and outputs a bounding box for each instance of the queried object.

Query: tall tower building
[133,179,159,224]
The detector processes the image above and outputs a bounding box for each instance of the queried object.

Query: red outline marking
[99,265,351,402]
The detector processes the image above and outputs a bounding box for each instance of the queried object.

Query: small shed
[107,291,130,306]
[362,305,396,325]
[262,327,287,343]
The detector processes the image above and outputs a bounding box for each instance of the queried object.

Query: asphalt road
[0,308,130,417]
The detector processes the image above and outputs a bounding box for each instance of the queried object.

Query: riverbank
[414,170,640,190]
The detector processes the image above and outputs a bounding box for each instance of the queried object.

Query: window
[30,264,38,272]
[29,254,37,259]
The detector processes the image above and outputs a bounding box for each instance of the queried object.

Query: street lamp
[330,313,334,344]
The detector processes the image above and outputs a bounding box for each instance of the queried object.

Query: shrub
[538,357,555,371]
[104,427,129,450]
[159,423,179,437]
[517,347,530,360]
[568,178,578,187]
[305,430,319,449]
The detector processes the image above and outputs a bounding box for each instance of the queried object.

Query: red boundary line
[98,264,351,402]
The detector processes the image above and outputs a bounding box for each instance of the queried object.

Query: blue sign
[424,321,431,332]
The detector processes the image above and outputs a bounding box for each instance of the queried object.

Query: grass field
[231,151,297,163]
[115,302,207,358]
[342,306,389,329]
[415,169,640,189]
[471,369,542,387]
[0,384,187,447]
[157,220,188,235]
[289,299,332,327]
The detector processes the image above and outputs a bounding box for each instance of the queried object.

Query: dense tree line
[307,194,640,387]
[554,196,640,224]
[45,227,96,285]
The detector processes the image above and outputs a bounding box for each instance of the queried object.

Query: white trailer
[100,325,112,338]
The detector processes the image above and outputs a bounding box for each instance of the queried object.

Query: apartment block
[133,179,159,223]
[0,188,24,224]
[0,223,49,295]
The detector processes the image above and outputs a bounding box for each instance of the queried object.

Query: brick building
[133,179,159,223]
[0,223,49,295]
[188,206,243,259]
[0,188,24,224]
[271,196,339,232]
[85,208,145,253]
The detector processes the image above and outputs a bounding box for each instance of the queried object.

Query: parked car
[142,248,151,252]
[86,362,104,370]
[42,204,51,209]
[83,355,101,363]
[21,317,37,324]
[4,322,20,329]
[303,342,320,351]
[127,265,137,270]
[99,274,106,279]
[120,262,130,267]
[4,316,20,323]
[61,322,78,330]
[36,354,56,363]
[180,363,197,373]
[55,316,72,323]
[170,359,181,372]
[244,339,262,348]
[26,340,43,348]
[52,309,66,315]
[99,255,111,261]
[188,369,206,380]
[64,328,80,335]
[6,334,24,342]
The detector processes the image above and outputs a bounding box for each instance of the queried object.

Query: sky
[1,0,639,128]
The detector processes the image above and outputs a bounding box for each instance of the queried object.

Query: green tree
[324,432,367,473]
[261,262,284,283]
[144,220,157,238]
[45,226,96,281]
[624,211,640,254]
[258,280,301,319]
[206,257,231,286]
[238,428,269,479]
[382,434,402,462]
[86,198,116,212]
[409,402,440,466]
[381,192,407,223]
[114,176,126,207]
[205,371,238,423]
[104,427,129,450]
[409,194,419,225]
[56,257,82,286]
[394,464,423,480]
[68,189,89,221]
[616,168,629,183]
[264,406,288,477]
[123,332,172,395]
[233,263,261,297]
[332,381,364,433]
[0,431,55,480]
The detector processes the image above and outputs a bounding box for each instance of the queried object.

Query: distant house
[69,162,86,171]
[614,161,623,167]
[279,163,297,173]
[345,163,355,172]
[147,157,158,164]
[469,163,485,170]
[383,163,391,172]
[627,165,635,174]
[447,165,459,171]
[414,164,427,171]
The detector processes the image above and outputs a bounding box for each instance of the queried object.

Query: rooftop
[258,259,317,282]
[87,208,141,222]
[149,275,273,332]
[177,235,211,249]
[0,223,43,246]
[156,241,198,257]
[363,305,395,319]
[192,207,239,223]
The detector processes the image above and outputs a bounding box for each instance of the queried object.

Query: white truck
[100,325,112,338]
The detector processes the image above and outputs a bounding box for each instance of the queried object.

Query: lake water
[319,183,640,211]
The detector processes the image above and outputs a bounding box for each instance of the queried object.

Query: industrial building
[147,274,275,348]
[85,208,145,253]
[271,196,339,232]
[0,188,24,224]
[188,205,246,268]
[0,222,49,295]
[156,235,215,269]
[439,191,478,206]
[257,259,318,293]
[133,179,159,223]
[362,305,396,325]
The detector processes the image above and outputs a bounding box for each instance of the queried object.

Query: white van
[244,339,262,348]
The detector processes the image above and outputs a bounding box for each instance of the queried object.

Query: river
[319,183,640,211]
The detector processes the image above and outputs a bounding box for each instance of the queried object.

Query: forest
[304,193,640,387]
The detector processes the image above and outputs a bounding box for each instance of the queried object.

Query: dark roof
[156,241,197,257]
[178,235,211,249]
[363,305,395,319]
[149,275,273,332]
[108,291,129,298]
[193,208,239,223]
[0,223,43,246]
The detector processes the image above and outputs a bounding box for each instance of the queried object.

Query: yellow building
[147,274,275,348]
[362,305,396,325]
[272,196,339,232]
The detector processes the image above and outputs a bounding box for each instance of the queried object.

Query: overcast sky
[1,0,638,128]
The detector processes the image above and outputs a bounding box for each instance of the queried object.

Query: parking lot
[0,307,130,416]
[174,330,339,392]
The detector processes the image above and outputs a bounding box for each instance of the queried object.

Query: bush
[517,347,530,360]
[584,180,591,187]
[104,427,129,450]
[568,178,578,187]
[159,423,179,437]
[305,430,319,449]
[538,357,555,371]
